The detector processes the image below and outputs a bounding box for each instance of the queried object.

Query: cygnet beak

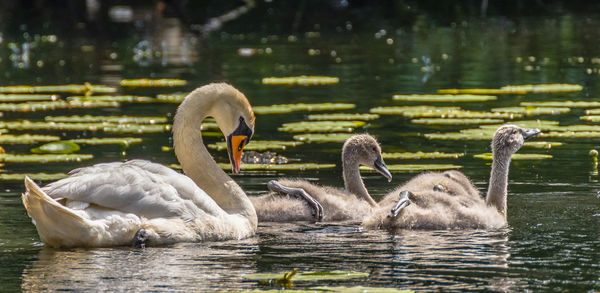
[374,157,392,182]
[522,128,541,140]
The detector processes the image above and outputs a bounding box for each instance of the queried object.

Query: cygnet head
[343,134,392,181]
[492,124,540,155]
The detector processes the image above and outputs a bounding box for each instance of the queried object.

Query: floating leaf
[308,113,380,121]
[262,76,339,85]
[0,173,68,181]
[438,83,583,94]
[523,141,563,149]
[474,153,553,160]
[370,106,520,119]
[491,106,570,116]
[0,100,119,112]
[0,121,171,133]
[156,93,187,103]
[244,270,368,282]
[67,95,155,103]
[584,108,600,115]
[520,101,600,108]
[0,94,59,102]
[254,103,355,115]
[68,137,143,146]
[479,120,559,130]
[218,163,336,170]
[208,140,303,151]
[120,78,187,87]
[361,164,461,172]
[392,94,496,102]
[370,106,459,115]
[0,153,93,163]
[424,129,495,140]
[383,151,464,159]
[539,131,600,138]
[0,84,116,94]
[240,286,412,293]
[437,88,512,95]
[579,115,600,122]
[411,118,504,125]
[45,115,168,124]
[31,141,80,154]
[0,134,60,144]
[293,133,353,143]
[278,121,366,133]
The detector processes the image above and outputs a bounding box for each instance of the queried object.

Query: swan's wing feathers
[44,160,201,221]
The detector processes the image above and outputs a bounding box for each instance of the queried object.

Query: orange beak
[228,135,247,174]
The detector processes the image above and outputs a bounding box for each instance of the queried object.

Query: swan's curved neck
[486,150,511,218]
[343,153,378,207]
[172,89,257,227]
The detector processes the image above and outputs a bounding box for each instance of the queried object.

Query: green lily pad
[218,163,336,170]
[308,113,380,121]
[437,88,510,95]
[262,75,339,85]
[438,83,583,94]
[156,93,187,103]
[361,164,462,172]
[0,153,93,163]
[293,133,354,143]
[382,151,464,159]
[120,78,187,87]
[0,173,68,181]
[240,286,412,293]
[0,121,171,133]
[520,101,600,108]
[244,270,368,282]
[539,131,600,138]
[579,115,600,122]
[370,106,520,119]
[254,103,356,115]
[411,118,504,125]
[523,141,563,149]
[68,137,143,146]
[370,106,460,115]
[67,95,155,103]
[585,109,600,115]
[393,94,496,102]
[424,129,495,140]
[278,121,366,133]
[45,115,168,124]
[208,140,303,151]
[0,84,116,94]
[479,120,559,130]
[474,153,553,160]
[0,134,60,144]
[0,100,119,112]
[0,94,59,102]
[31,141,80,154]
[491,107,570,116]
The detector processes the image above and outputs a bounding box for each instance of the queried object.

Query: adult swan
[22,83,257,248]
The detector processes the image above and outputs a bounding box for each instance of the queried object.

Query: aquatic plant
[261,75,339,85]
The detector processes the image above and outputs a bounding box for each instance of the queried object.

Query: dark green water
[0,10,599,292]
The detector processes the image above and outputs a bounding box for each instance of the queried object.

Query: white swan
[363,124,540,230]
[21,83,257,248]
[251,134,392,222]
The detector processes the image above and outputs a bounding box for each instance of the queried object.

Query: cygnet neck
[486,147,512,218]
[342,147,378,207]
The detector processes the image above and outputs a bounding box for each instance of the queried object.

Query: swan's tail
[22,176,92,247]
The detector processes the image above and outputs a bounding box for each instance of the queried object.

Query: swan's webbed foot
[267,180,324,221]
[133,229,149,248]
[388,190,412,218]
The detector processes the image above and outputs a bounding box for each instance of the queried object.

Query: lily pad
[370,106,460,115]
[156,93,187,103]
[218,163,336,170]
[31,141,80,154]
[411,118,504,125]
[244,270,368,282]
[437,88,513,95]
[478,120,559,130]
[67,95,155,103]
[491,106,570,116]
[0,94,59,102]
[0,153,93,163]
[68,137,143,146]
[0,134,60,144]
[520,101,600,108]
[240,286,412,293]
[523,141,563,149]
[392,94,496,102]
[474,153,553,160]
[293,133,353,143]
[538,131,600,138]
[361,164,461,172]
[308,113,380,121]
[424,129,495,140]
[278,121,366,133]
[0,84,116,94]
[0,173,68,181]
[438,84,583,94]
[261,76,339,85]
[382,151,464,159]
[0,100,119,112]
[254,103,355,115]
[579,115,600,122]
[208,140,303,151]
[584,109,600,115]
[120,78,187,87]
[0,121,171,133]
[370,106,520,119]
[45,115,168,124]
